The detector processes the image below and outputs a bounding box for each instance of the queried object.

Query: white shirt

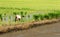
[16,15,21,19]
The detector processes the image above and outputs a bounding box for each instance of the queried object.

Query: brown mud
[0,19,60,33]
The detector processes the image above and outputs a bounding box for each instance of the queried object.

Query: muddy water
[0,22,60,37]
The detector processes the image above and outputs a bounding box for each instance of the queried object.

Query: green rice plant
[39,14,44,20]
[44,14,50,19]
[48,13,55,19]
[33,15,39,21]
[13,12,19,15]
[54,13,60,19]
[24,12,27,16]
[20,11,27,17]
[0,14,2,21]
[13,12,17,15]
[48,12,60,19]
[55,11,60,18]
[20,11,24,17]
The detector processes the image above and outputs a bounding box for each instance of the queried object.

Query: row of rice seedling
[33,11,60,21]
[0,10,60,22]
[0,7,60,25]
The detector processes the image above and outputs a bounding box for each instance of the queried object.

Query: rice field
[0,0,60,25]
[0,7,60,26]
[0,0,60,10]
[0,0,60,33]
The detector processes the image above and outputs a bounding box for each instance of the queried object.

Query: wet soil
[0,21,60,37]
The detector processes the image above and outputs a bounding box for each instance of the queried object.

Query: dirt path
[0,22,60,37]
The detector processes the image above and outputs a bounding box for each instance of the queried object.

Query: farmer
[15,15,21,22]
